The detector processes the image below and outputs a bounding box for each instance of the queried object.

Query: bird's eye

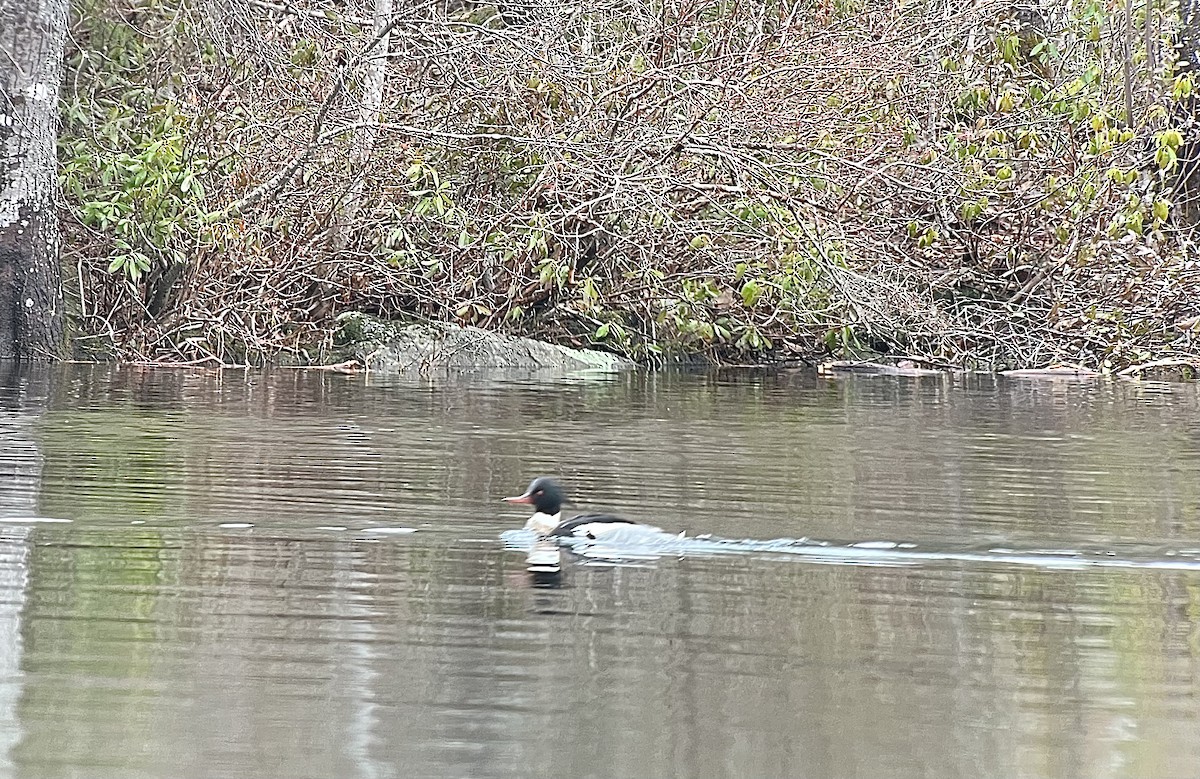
[534,489,543,495]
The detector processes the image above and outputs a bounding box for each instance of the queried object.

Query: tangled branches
[59,0,1200,370]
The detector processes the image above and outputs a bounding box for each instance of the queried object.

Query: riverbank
[58,0,1200,373]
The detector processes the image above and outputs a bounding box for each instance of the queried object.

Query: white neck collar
[525,511,562,534]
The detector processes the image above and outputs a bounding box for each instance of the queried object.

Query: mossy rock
[334,313,634,373]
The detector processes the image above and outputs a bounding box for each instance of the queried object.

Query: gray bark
[330,0,392,252]
[0,0,67,360]
[1174,0,1200,225]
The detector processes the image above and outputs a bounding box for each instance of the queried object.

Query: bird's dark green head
[503,476,566,515]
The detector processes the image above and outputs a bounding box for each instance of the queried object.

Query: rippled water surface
[1,363,1200,778]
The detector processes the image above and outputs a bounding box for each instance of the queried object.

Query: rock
[1115,359,1199,382]
[334,313,634,373]
[1000,366,1101,378]
[818,360,943,377]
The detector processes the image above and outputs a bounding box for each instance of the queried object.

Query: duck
[503,476,651,539]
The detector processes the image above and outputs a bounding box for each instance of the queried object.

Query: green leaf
[740,280,762,308]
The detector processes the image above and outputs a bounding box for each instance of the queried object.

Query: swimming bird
[503,476,649,539]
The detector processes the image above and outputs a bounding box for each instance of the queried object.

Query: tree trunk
[330,0,393,252]
[0,0,67,360]
[1173,0,1200,225]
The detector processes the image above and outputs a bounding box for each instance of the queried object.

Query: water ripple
[501,527,1200,572]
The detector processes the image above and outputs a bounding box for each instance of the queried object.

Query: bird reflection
[526,537,564,588]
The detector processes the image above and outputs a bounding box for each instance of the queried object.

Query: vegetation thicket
[60,0,1200,372]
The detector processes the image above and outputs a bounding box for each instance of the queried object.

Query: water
[1,363,1199,778]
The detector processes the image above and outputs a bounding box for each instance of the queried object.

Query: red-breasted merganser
[503,476,646,539]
